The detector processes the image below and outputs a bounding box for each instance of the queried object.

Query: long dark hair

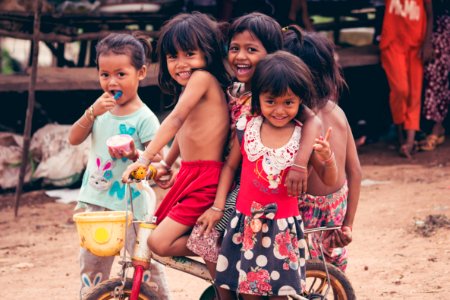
[251,51,317,118]
[95,32,152,70]
[157,12,231,96]
[283,25,346,105]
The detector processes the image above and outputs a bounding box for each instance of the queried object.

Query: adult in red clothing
[380,0,433,158]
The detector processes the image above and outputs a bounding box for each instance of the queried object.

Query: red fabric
[380,0,430,49]
[236,119,300,219]
[381,43,423,130]
[154,160,223,226]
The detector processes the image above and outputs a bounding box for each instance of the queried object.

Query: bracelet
[84,110,94,123]
[292,163,307,170]
[322,152,334,164]
[290,165,307,173]
[210,206,224,212]
[137,154,151,166]
[89,105,95,120]
[76,119,92,129]
[160,160,171,171]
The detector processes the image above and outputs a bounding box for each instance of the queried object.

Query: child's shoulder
[322,102,348,130]
[191,69,216,81]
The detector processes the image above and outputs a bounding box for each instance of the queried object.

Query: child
[207,51,330,298]
[214,12,328,236]
[380,0,433,158]
[121,12,231,273]
[68,33,169,298]
[283,26,362,272]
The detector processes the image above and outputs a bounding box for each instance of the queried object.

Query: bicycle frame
[303,226,340,299]
[111,182,213,300]
[108,182,346,300]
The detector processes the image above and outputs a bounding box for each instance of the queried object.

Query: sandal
[419,134,445,151]
[399,141,418,159]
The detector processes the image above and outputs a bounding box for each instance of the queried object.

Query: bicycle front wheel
[305,259,356,300]
[83,278,159,300]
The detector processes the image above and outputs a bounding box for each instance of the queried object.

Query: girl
[210,51,332,299]
[68,33,169,298]
[283,26,362,271]
[121,12,231,274]
[214,12,329,236]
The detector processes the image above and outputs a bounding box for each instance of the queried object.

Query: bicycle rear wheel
[83,278,159,300]
[305,259,355,300]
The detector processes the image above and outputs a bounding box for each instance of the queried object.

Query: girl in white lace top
[199,51,337,299]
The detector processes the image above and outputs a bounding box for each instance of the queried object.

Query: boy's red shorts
[154,160,223,227]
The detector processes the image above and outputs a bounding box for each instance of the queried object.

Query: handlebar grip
[130,165,157,181]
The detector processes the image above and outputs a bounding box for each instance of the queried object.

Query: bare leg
[399,129,416,158]
[217,287,239,300]
[396,124,405,145]
[205,261,217,279]
[431,121,445,136]
[148,217,196,257]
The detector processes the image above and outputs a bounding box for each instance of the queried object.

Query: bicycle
[75,180,355,300]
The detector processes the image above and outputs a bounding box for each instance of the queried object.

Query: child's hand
[109,140,138,161]
[327,226,352,248]
[313,127,333,162]
[196,208,223,236]
[154,169,177,189]
[122,161,147,182]
[92,92,116,117]
[285,168,307,197]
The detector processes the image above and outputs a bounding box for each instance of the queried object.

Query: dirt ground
[0,140,449,299]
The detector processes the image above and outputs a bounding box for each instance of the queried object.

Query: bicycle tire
[83,278,159,300]
[305,259,356,300]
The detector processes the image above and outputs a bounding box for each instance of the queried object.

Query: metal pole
[14,0,43,217]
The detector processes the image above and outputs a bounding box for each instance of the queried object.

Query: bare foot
[399,142,417,159]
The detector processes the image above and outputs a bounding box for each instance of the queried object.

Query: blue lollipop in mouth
[113,91,123,100]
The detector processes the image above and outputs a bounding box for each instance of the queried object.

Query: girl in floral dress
[207,51,336,299]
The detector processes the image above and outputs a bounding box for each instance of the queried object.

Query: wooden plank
[336,45,380,68]
[0,64,159,92]
[0,45,380,93]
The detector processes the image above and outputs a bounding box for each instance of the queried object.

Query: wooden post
[14,0,43,217]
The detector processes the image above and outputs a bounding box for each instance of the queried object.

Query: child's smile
[167,49,206,86]
[259,89,301,128]
[228,30,268,86]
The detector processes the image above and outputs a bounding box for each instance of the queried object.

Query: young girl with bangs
[205,13,332,241]
[69,33,169,299]
[211,51,335,299]
[121,12,231,275]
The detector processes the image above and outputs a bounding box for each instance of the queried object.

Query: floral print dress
[215,116,307,296]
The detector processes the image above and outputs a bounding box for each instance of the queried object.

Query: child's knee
[147,234,167,256]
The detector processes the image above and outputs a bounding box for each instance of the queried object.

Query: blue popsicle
[114,91,123,100]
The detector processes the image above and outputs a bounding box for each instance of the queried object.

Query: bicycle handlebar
[304,226,341,234]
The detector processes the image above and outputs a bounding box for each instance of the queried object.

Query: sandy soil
[0,140,449,299]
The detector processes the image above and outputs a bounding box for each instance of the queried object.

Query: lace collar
[244,116,301,170]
